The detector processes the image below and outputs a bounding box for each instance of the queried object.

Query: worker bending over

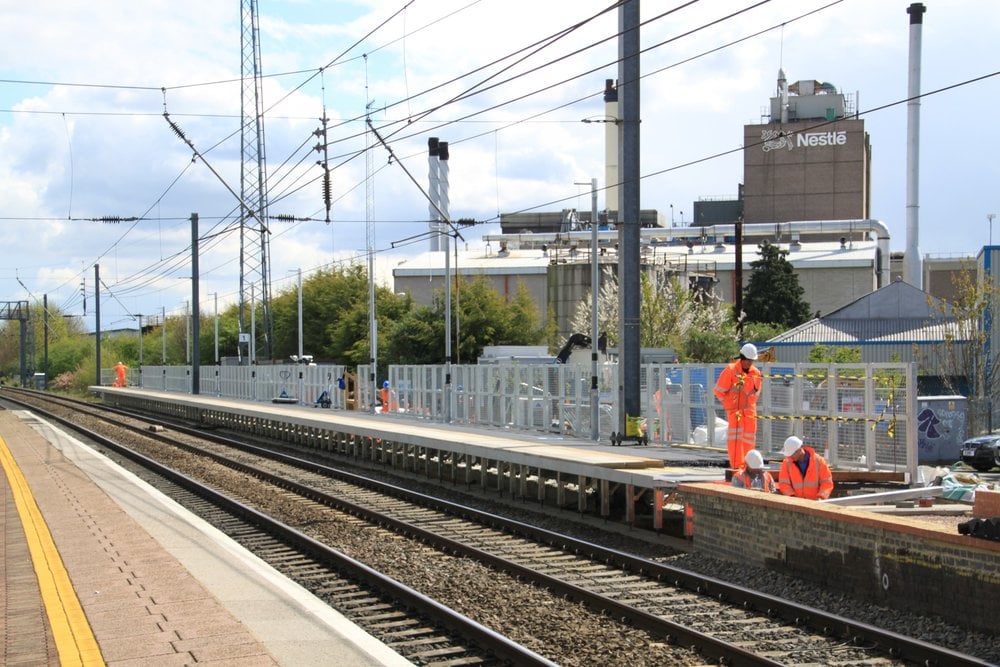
[730,448,775,492]
[778,436,833,500]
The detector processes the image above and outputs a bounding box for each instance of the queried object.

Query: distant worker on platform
[778,436,833,500]
[730,449,775,493]
[113,361,128,387]
[380,380,397,414]
[714,343,762,469]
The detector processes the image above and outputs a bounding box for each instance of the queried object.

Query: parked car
[960,435,1000,472]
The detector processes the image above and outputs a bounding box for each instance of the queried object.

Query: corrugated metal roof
[767,279,966,345]
[822,279,952,319]
[770,317,963,344]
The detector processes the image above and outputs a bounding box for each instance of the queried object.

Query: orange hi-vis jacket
[778,446,834,500]
[713,361,761,415]
[731,468,776,493]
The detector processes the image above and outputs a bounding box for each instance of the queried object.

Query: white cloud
[0,0,998,330]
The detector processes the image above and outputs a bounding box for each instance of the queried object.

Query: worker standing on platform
[778,436,833,500]
[380,380,397,414]
[730,449,775,492]
[714,343,762,469]
[113,361,128,387]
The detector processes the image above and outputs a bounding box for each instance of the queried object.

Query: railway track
[4,388,994,666]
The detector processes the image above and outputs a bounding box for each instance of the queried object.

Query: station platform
[91,386,739,530]
[0,408,411,666]
[6,388,992,662]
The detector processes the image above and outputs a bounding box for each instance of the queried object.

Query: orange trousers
[725,410,757,469]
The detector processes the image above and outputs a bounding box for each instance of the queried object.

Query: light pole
[134,313,143,387]
[212,292,219,364]
[576,178,601,440]
[988,213,997,433]
[161,306,166,365]
[295,268,303,360]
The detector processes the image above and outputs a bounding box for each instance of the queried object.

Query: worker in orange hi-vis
[380,380,397,414]
[113,361,129,387]
[777,435,833,500]
[713,343,762,469]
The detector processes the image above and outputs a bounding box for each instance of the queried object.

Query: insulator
[164,114,186,141]
[273,214,296,222]
[322,171,332,209]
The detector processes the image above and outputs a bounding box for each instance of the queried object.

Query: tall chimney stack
[904,3,926,288]
[603,79,619,222]
[427,137,440,252]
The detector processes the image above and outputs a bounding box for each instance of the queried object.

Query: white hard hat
[783,436,803,457]
[744,449,764,469]
[739,343,758,360]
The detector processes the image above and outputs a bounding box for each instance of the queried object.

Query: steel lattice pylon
[240,0,272,361]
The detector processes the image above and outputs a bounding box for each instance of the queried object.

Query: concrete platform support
[97,389,680,535]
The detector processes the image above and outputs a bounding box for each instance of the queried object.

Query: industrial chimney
[428,138,440,252]
[904,3,926,288]
[604,79,619,223]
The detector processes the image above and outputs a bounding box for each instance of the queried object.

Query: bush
[50,372,77,391]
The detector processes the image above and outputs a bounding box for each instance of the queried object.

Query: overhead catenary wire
[29,0,839,310]
[1,1,989,325]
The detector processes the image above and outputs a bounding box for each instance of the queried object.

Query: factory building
[393,73,968,352]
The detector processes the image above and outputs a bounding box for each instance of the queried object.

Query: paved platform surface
[0,408,411,666]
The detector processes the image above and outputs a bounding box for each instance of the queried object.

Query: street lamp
[989,214,997,433]
[289,268,303,360]
[133,313,143,387]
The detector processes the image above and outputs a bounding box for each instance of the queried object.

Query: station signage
[761,129,847,152]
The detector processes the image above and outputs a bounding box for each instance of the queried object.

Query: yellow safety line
[0,435,104,666]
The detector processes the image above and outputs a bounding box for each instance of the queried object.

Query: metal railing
[101,361,918,479]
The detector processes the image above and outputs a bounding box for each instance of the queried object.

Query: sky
[1,0,998,333]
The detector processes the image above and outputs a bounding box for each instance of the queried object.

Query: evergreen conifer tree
[742,240,811,328]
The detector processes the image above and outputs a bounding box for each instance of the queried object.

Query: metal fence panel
[102,360,918,480]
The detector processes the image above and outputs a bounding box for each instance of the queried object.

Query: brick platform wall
[677,483,1000,632]
[973,489,1000,518]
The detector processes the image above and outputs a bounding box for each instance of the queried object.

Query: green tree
[926,264,999,435]
[270,266,370,362]
[742,321,784,344]
[808,344,863,363]
[324,286,409,379]
[0,302,92,385]
[685,328,738,363]
[385,276,543,365]
[570,267,738,361]
[742,240,811,329]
